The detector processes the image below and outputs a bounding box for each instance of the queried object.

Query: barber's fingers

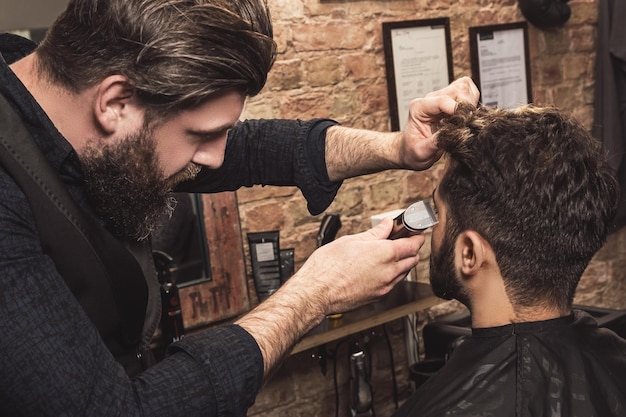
[412,77,479,120]
[425,76,480,107]
[389,233,424,277]
[356,217,425,258]
[392,233,425,260]
[451,76,481,104]
[363,217,395,240]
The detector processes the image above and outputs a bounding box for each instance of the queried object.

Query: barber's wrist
[279,272,328,319]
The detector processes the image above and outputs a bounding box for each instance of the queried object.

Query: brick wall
[234,0,626,415]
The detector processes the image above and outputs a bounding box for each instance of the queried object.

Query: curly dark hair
[435,103,619,311]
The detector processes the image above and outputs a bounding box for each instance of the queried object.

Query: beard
[429,230,469,306]
[79,127,201,240]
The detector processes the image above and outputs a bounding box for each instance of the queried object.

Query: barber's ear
[455,230,490,276]
[93,75,140,135]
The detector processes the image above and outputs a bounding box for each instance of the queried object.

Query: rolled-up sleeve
[178,118,342,215]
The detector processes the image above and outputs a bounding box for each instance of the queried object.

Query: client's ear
[455,230,492,277]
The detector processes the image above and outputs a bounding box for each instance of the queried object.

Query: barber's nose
[192,148,224,169]
[192,136,227,169]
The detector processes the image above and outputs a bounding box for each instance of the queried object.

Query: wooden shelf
[291,281,441,354]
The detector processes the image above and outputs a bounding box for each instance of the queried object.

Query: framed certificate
[469,22,532,108]
[382,18,454,131]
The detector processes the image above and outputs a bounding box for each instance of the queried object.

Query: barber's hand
[288,217,424,316]
[235,218,424,377]
[399,76,480,170]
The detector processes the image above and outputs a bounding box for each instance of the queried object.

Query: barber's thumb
[367,217,394,240]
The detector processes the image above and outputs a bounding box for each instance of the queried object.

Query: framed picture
[469,22,532,108]
[175,192,250,329]
[382,18,454,131]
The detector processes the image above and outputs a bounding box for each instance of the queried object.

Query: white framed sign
[469,22,532,108]
[382,18,454,131]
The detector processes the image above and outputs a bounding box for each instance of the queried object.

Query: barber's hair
[36,0,276,115]
[436,103,619,311]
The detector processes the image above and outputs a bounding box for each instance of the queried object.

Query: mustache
[166,163,202,190]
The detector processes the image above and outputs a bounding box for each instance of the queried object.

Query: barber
[0,0,479,415]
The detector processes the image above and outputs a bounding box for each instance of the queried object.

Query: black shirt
[0,33,341,417]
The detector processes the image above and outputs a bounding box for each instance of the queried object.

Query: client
[394,103,626,416]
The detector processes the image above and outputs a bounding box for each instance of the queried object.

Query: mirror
[152,193,211,286]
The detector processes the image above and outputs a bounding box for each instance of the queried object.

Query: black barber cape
[393,310,626,417]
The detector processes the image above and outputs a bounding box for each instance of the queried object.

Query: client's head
[429,103,619,315]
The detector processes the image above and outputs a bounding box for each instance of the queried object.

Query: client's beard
[80,128,201,240]
[429,230,469,306]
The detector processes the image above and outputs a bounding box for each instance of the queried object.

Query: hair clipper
[388,199,438,239]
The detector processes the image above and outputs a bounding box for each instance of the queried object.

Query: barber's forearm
[324,78,481,182]
[234,277,325,379]
[325,126,404,182]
